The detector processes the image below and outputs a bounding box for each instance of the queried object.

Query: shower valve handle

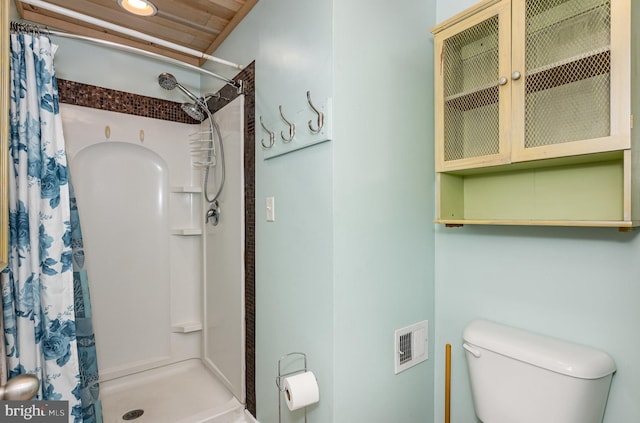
[206,201,221,226]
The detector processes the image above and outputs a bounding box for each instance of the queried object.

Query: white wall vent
[399,332,412,364]
[394,320,428,374]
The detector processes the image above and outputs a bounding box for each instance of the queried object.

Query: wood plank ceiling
[14,0,258,66]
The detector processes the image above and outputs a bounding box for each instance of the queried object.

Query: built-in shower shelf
[171,321,203,333]
[171,228,202,236]
[170,187,202,234]
[170,186,202,193]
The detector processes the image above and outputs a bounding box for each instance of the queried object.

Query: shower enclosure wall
[61,96,247,422]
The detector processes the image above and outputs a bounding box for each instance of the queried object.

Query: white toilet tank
[463,320,616,423]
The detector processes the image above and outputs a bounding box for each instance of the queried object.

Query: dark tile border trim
[57,62,257,416]
[57,78,201,124]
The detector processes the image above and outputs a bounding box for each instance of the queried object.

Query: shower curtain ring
[260,116,275,149]
[306,91,324,134]
[279,105,295,143]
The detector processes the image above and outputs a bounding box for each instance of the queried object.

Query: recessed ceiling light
[118,0,158,17]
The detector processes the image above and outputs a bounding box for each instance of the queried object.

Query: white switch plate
[266,196,275,222]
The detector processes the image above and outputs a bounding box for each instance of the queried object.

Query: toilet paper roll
[283,371,319,411]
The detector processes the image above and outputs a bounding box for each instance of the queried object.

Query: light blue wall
[332,0,435,421]
[434,3,640,423]
[213,2,335,422]
[215,0,436,422]
[51,38,200,101]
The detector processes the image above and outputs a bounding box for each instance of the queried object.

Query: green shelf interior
[439,152,625,222]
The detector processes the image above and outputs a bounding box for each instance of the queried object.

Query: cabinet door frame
[510,0,631,162]
[434,0,512,172]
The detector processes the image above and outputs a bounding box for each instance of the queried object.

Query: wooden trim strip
[445,344,451,423]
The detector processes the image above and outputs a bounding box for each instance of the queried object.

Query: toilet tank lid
[463,320,616,379]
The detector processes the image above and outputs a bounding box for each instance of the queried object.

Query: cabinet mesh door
[524,0,611,148]
[443,15,500,163]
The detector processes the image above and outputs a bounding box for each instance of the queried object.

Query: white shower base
[101,359,254,423]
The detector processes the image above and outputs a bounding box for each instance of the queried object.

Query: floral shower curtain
[2,25,102,423]
[69,180,102,423]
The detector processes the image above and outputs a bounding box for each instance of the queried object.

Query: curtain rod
[11,21,242,91]
[18,0,244,70]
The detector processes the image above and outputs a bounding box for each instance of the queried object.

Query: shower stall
[61,92,250,422]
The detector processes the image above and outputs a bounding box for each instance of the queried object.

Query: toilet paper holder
[276,352,309,423]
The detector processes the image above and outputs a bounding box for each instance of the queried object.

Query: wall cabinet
[431,0,639,228]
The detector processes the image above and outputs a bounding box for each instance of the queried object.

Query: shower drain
[122,409,144,420]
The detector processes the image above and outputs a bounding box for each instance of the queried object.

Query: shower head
[181,102,205,121]
[157,72,201,104]
[158,72,211,121]
[158,72,177,90]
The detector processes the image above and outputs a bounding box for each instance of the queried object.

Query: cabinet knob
[498,76,508,86]
[511,71,522,80]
